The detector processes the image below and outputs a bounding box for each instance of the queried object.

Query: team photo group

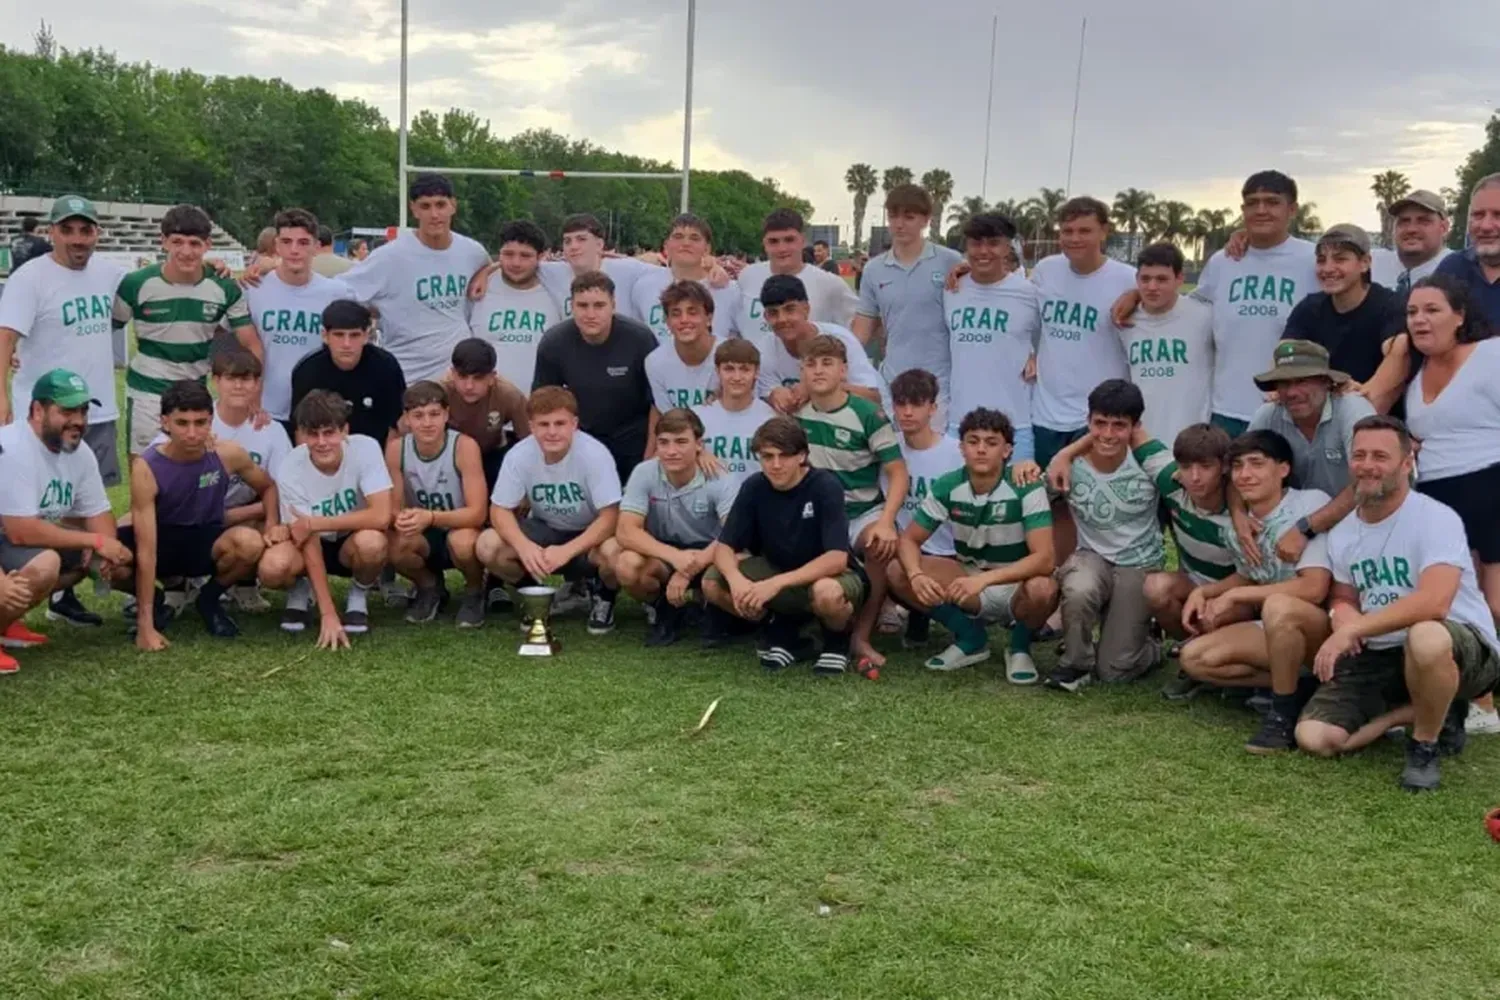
[3,164,1500,793]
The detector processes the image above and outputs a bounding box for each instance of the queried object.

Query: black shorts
[119,523,225,580]
[1417,464,1500,563]
[422,527,453,572]
[319,537,353,578]
[518,518,592,580]
[481,447,509,494]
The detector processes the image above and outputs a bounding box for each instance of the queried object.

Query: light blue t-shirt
[857,240,963,386]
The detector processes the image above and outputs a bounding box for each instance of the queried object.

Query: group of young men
[2,165,1498,793]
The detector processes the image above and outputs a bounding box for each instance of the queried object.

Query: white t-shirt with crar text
[245,271,353,420]
[490,431,623,533]
[276,433,393,540]
[469,281,563,392]
[1030,254,1136,431]
[1123,295,1214,447]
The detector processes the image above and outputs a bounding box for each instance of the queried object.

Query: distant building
[807,224,840,252]
[867,226,891,255]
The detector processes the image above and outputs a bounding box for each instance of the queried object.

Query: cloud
[6,0,1498,242]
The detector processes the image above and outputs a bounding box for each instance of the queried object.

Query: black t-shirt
[1282,283,1405,384]
[289,344,407,444]
[532,316,656,475]
[718,467,850,572]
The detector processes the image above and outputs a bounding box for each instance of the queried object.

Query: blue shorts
[947,423,1035,463]
[1032,425,1086,471]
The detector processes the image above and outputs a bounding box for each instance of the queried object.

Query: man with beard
[468,220,562,390]
[1434,173,1500,325]
[1297,416,1500,792]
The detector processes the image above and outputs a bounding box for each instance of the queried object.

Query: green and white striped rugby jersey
[913,466,1051,570]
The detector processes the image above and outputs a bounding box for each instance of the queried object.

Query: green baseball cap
[47,194,100,225]
[1253,340,1350,390]
[31,369,100,408]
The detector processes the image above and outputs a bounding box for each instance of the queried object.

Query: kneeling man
[604,408,738,646]
[122,380,276,650]
[258,390,394,648]
[386,381,489,627]
[703,416,867,674]
[1299,416,1499,791]
[476,386,623,634]
[889,407,1057,681]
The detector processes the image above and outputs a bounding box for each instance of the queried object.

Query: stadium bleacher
[0,195,247,275]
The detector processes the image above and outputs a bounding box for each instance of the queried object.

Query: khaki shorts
[1301,621,1500,733]
[705,555,867,617]
[125,388,162,455]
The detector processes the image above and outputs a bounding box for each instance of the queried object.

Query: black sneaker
[1161,669,1205,702]
[1400,737,1442,792]
[587,583,617,635]
[1245,710,1296,755]
[196,589,240,639]
[343,609,370,635]
[1044,666,1092,693]
[1438,698,1469,757]
[125,590,175,637]
[902,610,931,649]
[280,605,309,633]
[700,605,737,648]
[1245,688,1273,716]
[813,627,851,676]
[645,599,682,647]
[757,615,810,671]
[47,588,103,627]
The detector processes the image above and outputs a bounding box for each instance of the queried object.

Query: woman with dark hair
[1364,274,1500,733]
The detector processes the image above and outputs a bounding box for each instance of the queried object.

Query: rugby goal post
[396,0,697,226]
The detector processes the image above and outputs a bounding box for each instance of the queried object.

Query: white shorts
[848,506,884,549]
[977,580,1019,626]
[125,388,162,455]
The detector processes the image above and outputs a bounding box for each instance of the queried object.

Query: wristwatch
[1295,516,1316,540]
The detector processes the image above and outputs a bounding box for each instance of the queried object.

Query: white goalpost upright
[395,0,696,227]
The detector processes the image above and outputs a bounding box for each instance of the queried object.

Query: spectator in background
[351,240,370,261]
[813,240,840,275]
[9,216,52,271]
[312,225,354,277]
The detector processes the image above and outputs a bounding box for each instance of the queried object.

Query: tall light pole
[397,0,409,227]
[1064,17,1087,198]
[681,0,696,211]
[981,14,997,202]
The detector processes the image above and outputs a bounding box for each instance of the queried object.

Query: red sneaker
[0,650,19,674]
[1,620,48,649]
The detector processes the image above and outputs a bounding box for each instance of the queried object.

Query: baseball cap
[47,194,100,226]
[31,369,100,409]
[1253,340,1350,390]
[1316,223,1372,255]
[1388,189,1446,218]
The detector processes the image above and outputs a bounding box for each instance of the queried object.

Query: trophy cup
[517,585,560,656]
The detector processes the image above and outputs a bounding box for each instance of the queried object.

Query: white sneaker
[877,600,907,634]
[381,577,413,607]
[924,644,991,672]
[1465,703,1500,735]
[552,580,592,617]
[229,585,270,613]
[1005,651,1039,685]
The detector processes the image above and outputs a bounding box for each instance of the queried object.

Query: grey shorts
[518,518,592,580]
[0,540,84,574]
[85,420,121,488]
[977,581,1019,625]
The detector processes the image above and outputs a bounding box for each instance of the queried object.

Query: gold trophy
[517,586,560,656]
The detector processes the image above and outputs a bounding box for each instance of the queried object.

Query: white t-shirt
[945,272,1039,432]
[149,410,293,509]
[244,271,353,420]
[340,230,492,383]
[1371,247,1450,288]
[646,339,720,412]
[1312,491,1500,654]
[1123,296,1214,446]
[694,398,776,485]
[630,268,741,344]
[276,433,393,540]
[1067,444,1171,568]
[1227,488,1331,584]
[1030,254,1136,431]
[539,257,659,322]
[490,431,622,533]
[1194,237,1317,420]
[0,420,111,530]
[755,323,884,398]
[1402,338,1500,481]
[732,261,860,343]
[885,434,963,556]
[468,281,563,392]
[0,254,124,423]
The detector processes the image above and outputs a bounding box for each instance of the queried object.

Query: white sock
[287,578,311,611]
[347,582,370,615]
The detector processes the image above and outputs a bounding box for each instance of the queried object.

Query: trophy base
[518,640,560,656]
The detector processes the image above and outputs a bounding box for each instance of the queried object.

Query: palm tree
[1019,186,1066,241]
[844,163,878,251]
[1291,202,1323,238]
[1152,200,1195,248]
[1195,207,1233,259]
[1111,188,1157,238]
[920,168,955,241]
[1370,170,1412,246]
[1184,213,1211,264]
[945,195,989,232]
[989,198,1024,223]
[881,166,914,193]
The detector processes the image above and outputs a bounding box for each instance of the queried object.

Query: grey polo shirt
[620,458,739,546]
[1247,393,1374,497]
[857,240,963,385]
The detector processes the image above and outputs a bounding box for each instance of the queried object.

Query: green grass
[2,585,1499,999]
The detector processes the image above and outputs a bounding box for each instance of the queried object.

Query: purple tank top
[143,446,228,528]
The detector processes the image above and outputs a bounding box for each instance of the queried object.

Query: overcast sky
[7,0,1496,240]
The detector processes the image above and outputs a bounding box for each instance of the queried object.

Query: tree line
[0,30,811,254]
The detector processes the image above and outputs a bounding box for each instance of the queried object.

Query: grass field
[3,576,1500,999]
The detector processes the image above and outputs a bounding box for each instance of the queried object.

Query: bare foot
[851,639,886,668]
